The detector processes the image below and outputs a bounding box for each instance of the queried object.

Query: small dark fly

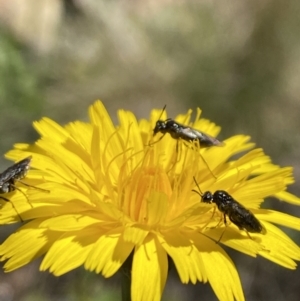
[0,156,32,195]
[152,106,224,178]
[0,156,47,220]
[153,106,224,148]
[193,178,264,242]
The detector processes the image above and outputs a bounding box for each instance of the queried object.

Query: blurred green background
[0,0,300,300]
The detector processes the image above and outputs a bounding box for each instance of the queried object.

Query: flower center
[122,165,172,224]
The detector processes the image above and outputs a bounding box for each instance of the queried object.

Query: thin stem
[121,253,133,301]
[121,267,131,301]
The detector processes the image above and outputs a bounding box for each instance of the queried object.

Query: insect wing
[0,164,18,186]
[178,126,224,147]
[228,201,263,233]
[0,156,32,187]
[180,127,200,140]
[191,129,224,147]
[12,156,32,179]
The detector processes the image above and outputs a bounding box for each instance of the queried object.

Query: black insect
[0,156,47,221]
[193,178,264,241]
[0,156,32,197]
[153,106,224,148]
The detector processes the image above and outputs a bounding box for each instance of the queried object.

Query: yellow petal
[85,227,134,277]
[41,228,97,275]
[132,234,167,301]
[123,226,149,245]
[257,209,300,231]
[0,220,60,271]
[203,227,265,257]
[192,232,245,301]
[258,222,300,269]
[275,191,300,205]
[89,100,116,139]
[39,214,102,231]
[33,118,70,141]
[158,231,206,284]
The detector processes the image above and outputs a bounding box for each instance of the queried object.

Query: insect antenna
[192,176,203,196]
[157,104,167,121]
[147,104,168,147]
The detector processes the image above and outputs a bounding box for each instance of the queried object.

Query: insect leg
[244,230,253,240]
[15,180,50,193]
[9,185,34,208]
[212,214,229,243]
[190,141,216,179]
[216,228,227,244]
[216,227,254,243]
[210,213,224,229]
[201,205,217,230]
[165,140,183,174]
[147,133,166,147]
[175,140,183,162]
[223,213,227,225]
[198,152,216,179]
[0,196,23,222]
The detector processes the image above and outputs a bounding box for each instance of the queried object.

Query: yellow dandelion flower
[0,100,300,301]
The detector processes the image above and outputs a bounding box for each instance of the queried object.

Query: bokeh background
[0,0,300,300]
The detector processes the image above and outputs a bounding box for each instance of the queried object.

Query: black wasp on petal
[193,178,265,241]
[0,156,32,196]
[0,156,32,221]
[0,156,48,221]
[153,106,224,147]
